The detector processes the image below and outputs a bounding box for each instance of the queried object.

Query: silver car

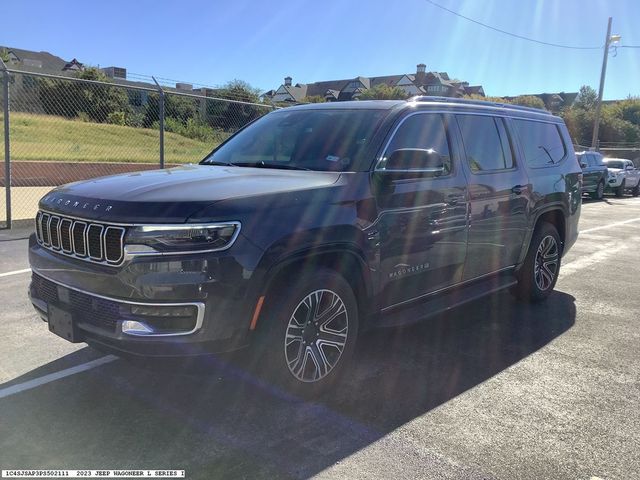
[604,158,640,197]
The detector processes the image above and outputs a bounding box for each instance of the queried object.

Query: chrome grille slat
[72,221,87,257]
[34,210,125,267]
[49,216,61,250]
[40,213,50,245]
[60,218,73,252]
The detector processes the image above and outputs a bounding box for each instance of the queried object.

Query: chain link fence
[0,67,276,228]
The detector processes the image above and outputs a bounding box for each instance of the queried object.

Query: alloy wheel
[534,235,559,291]
[284,289,349,383]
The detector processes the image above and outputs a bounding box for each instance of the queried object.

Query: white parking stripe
[0,268,31,278]
[581,217,640,234]
[0,355,117,399]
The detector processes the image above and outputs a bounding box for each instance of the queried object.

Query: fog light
[122,320,155,335]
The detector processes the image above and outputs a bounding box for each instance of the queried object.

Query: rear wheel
[591,181,605,200]
[615,180,625,197]
[254,268,359,397]
[513,222,561,303]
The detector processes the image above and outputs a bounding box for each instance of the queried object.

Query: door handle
[446,194,463,206]
[512,185,525,195]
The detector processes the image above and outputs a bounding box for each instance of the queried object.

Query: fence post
[152,77,165,169]
[1,60,11,229]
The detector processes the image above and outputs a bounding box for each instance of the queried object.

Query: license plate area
[48,304,79,343]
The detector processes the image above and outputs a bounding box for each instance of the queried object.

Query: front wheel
[631,182,640,197]
[254,268,359,397]
[513,222,561,303]
[615,180,625,197]
[591,181,605,200]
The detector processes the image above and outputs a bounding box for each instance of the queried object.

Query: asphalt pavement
[1,196,639,479]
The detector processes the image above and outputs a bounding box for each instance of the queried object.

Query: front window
[202,109,386,172]
[604,160,625,169]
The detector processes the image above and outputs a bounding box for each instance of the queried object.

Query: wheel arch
[255,245,373,331]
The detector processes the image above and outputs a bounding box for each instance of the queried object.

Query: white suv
[604,158,640,197]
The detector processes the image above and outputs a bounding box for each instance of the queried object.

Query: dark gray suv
[577,151,607,199]
[29,97,581,395]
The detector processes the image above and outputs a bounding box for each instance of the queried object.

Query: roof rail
[407,96,550,115]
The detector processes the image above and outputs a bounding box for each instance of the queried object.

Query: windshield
[202,109,386,172]
[604,160,625,169]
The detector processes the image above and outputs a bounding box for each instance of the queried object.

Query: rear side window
[513,119,566,167]
[457,115,514,172]
[386,113,452,174]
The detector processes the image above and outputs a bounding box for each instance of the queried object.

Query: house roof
[1,46,68,72]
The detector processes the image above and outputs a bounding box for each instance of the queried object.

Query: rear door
[374,112,469,307]
[454,114,531,280]
[583,154,599,191]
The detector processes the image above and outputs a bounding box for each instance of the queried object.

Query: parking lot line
[581,217,640,234]
[0,268,31,278]
[0,355,117,400]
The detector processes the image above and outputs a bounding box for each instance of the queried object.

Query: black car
[576,151,607,199]
[28,97,581,395]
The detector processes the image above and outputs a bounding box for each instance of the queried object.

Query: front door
[374,112,469,308]
[454,114,531,280]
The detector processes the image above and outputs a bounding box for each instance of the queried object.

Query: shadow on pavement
[0,290,575,479]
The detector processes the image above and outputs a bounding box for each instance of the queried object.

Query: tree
[512,95,546,110]
[143,92,198,127]
[358,84,408,100]
[574,85,598,110]
[0,48,10,63]
[206,79,266,131]
[38,67,131,123]
[464,94,510,103]
[301,95,326,103]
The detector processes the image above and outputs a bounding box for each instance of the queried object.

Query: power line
[424,0,602,50]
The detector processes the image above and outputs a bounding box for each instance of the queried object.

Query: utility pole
[591,17,613,151]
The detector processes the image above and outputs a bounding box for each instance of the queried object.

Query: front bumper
[28,233,264,357]
[607,177,624,188]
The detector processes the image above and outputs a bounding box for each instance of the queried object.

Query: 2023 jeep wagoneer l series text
[29,97,581,394]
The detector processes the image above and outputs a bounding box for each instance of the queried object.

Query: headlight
[125,222,240,254]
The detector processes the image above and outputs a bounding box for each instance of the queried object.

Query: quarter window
[513,119,566,167]
[457,115,513,172]
[385,113,451,174]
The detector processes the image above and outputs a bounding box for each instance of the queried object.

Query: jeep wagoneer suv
[29,97,581,394]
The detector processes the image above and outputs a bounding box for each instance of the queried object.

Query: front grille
[35,211,125,266]
[30,273,121,332]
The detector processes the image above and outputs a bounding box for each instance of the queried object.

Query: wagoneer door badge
[389,262,430,279]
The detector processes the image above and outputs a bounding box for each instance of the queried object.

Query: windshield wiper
[233,161,312,171]
[202,160,238,167]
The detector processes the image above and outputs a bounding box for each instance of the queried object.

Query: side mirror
[580,162,587,168]
[380,149,445,176]
[625,164,634,170]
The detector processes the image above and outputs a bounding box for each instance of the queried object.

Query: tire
[615,180,625,197]
[632,181,640,197]
[590,181,605,200]
[513,222,562,303]
[254,268,359,397]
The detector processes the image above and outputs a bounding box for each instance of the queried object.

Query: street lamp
[591,18,621,150]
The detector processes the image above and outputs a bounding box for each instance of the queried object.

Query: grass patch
[0,112,218,164]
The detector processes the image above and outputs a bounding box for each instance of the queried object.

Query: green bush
[106,111,126,126]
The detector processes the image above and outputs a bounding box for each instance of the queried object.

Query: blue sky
[2,0,639,99]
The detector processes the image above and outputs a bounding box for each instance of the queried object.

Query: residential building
[264,63,485,103]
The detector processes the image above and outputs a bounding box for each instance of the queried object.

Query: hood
[39,165,341,223]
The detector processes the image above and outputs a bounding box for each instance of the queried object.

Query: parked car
[576,151,607,199]
[604,157,640,197]
[28,97,581,395]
